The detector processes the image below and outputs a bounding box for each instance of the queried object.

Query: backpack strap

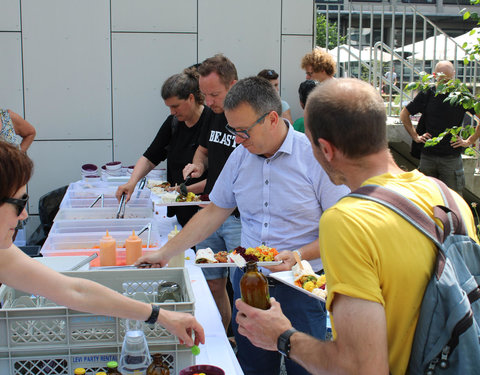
[349,185,444,248]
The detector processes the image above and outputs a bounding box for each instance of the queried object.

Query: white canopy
[329,44,396,63]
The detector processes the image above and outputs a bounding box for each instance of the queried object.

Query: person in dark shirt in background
[292,80,318,133]
[116,67,212,226]
[400,60,480,195]
[182,54,241,333]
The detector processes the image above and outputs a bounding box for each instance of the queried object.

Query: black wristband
[145,304,160,325]
[277,328,298,359]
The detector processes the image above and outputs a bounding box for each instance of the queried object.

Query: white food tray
[269,271,326,302]
[195,261,282,268]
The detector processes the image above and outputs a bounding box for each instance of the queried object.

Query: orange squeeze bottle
[99,230,117,266]
[125,230,142,265]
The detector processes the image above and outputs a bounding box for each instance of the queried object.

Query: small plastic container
[81,163,99,175]
[106,161,122,171]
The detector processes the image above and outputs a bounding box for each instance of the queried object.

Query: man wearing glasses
[301,47,336,83]
[138,76,349,374]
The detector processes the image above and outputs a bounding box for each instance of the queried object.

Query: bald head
[305,78,387,158]
[434,61,455,81]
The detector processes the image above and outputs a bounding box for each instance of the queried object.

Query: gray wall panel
[0,0,20,31]
[282,35,314,122]
[282,0,314,35]
[112,33,197,166]
[112,0,197,32]
[198,0,281,79]
[21,0,112,140]
[0,33,23,115]
[27,140,112,214]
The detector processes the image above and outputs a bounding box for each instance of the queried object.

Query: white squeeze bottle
[166,225,184,267]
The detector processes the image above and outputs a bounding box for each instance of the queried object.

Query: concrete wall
[0,0,315,215]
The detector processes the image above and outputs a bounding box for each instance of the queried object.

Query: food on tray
[195,248,217,263]
[232,245,279,262]
[176,192,201,202]
[214,251,229,263]
[292,259,327,298]
[161,191,178,203]
[199,194,210,202]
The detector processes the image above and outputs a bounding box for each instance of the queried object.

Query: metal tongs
[137,222,152,249]
[116,193,126,219]
[89,194,104,208]
[68,253,98,271]
[136,177,147,199]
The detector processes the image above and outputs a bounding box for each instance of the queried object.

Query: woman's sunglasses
[1,194,29,216]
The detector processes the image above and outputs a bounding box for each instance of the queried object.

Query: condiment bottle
[240,261,271,310]
[106,361,122,374]
[125,230,143,265]
[166,225,184,268]
[99,230,117,266]
[74,369,86,375]
[146,353,170,375]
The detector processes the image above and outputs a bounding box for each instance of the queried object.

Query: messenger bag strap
[349,185,444,247]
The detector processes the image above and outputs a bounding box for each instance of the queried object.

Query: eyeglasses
[225,112,270,140]
[1,194,28,216]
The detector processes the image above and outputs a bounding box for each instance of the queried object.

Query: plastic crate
[0,343,193,375]
[65,183,151,199]
[41,230,161,267]
[60,196,153,209]
[49,218,160,236]
[0,269,195,354]
[53,206,153,221]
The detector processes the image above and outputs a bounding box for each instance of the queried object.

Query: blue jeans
[231,268,327,375]
[419,153,464,195]
[198,215,242,280]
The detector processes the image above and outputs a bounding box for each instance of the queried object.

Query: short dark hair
[298,80,318,106]
[257,69,279,80]
[224,76,282,116]
[305,78,387,158]
[161,68,204,104]
[0,141,33,202]
[197,54,238,88]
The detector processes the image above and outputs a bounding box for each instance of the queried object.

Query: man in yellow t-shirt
[234,78,478,375]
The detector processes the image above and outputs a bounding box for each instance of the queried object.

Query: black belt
[231,208,240,218]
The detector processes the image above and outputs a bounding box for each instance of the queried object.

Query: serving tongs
[89,194,104,208]
[137,222,152,249]
[179,174,191,196]
[116,193,126,219]
[68,253,99,271]
[136,177,147,199]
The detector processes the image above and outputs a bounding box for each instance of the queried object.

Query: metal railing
[316,3,479,116]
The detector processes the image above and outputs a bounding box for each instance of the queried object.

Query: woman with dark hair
[116,67,213,226]
[0,141,204,346]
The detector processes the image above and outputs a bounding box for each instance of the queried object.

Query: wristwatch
[277,328,298,358]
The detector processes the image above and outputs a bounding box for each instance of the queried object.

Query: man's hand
[158,309,205,347]
[413,132,432,144]
[263,250,295,272]
[235,297,292,351]
[135,248,171,268]
[116,182,135,202]
[451,137,472,148]
[183,163,204,180]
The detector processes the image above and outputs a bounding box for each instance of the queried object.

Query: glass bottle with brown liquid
[240,261,271,310]
[146,353,170,375]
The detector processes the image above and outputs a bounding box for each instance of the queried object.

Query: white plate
[269,271,326,302]
[155,200,210,207]
[195,261,282,268]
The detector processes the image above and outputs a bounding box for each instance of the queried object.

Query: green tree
[316,14,346,49]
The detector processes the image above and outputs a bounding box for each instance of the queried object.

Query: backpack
[349,178,480,375]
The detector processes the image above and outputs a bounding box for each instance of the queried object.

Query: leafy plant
[316,14,346,50]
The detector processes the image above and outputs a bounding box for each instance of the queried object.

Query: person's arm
[236,294,389,375]
[116,156,155,202]
[8,110,36,151]
[1,245,205,346]
[266,239,320,272]
[183,145,208,179]
[169,179,207,195]
[452,114,480,148]
[400,107,430,144]
[136,202,234,267]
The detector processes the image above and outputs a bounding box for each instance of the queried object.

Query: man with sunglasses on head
[138,76,349,375]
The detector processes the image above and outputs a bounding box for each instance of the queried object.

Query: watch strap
[277,328,298,358]
[145,304,160,325]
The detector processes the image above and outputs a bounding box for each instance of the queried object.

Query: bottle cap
[74,369,86,375]
[107,361,118,368]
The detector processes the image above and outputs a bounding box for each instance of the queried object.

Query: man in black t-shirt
[182,54,241,333]
[401,61,480,194]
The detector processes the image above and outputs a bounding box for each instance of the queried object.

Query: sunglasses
[1,194,29,216]
[225,112,270,140]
